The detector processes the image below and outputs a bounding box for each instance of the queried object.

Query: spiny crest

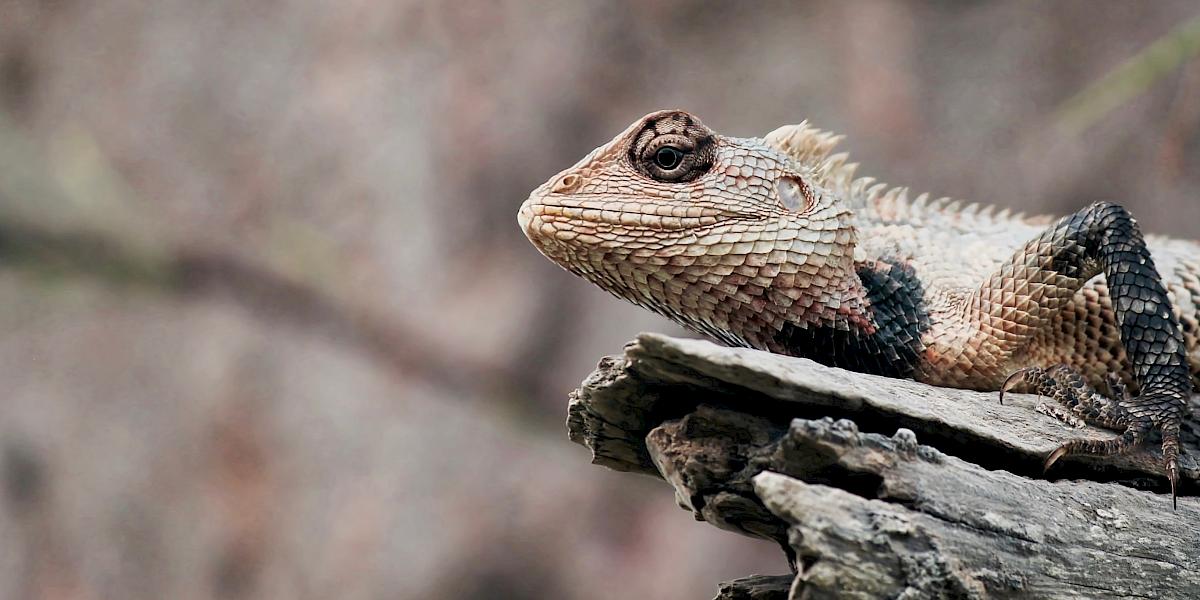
[764,121,842,166]
[763,121,1054,226]
[763,121,865,207]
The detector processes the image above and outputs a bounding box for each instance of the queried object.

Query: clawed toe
[1043,445,1070,472]
[1160,419,1182,509]
[999,364,1128,429]
[999,366,1043,405]
[1036,403,1085,428]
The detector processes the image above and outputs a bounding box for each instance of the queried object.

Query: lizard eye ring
[627,113,716,183]
[654,146,684,170]
[637,134,710,183]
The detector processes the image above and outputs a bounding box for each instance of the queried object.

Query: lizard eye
[637,136,710,182]
[654,146,684,170]
[628,112,715,183]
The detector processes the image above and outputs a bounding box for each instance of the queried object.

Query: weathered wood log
[566,333,1200,599]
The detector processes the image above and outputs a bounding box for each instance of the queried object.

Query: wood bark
[567,333,1200,599]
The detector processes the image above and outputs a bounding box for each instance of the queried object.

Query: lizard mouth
[520,196,728,237]
[517,200,536,235]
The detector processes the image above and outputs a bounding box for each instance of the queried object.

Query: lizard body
[518,110,1198,500]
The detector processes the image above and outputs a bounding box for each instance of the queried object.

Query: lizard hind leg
[977,202,1191,508]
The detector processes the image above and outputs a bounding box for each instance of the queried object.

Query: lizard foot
[999,365,1128,429]
[1000,365,1185,508]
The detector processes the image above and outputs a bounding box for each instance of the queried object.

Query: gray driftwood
[567,333,1200,599]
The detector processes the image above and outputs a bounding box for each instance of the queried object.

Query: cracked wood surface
[568,333,1200,485]
[566,333,1200,599]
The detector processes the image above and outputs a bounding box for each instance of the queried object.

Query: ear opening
[776,175,814,213]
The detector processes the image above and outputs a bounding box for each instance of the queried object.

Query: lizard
[517,109,1200,506]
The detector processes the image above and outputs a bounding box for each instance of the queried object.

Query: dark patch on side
[776,260,930,378]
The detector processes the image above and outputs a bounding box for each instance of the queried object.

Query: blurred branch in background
[0,217,514,394]
[0,110,508,397]
[1056,12,1200,135]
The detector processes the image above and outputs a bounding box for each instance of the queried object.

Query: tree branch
[567,333,1200,598]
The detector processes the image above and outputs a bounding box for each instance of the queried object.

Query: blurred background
[0,1,1198,599]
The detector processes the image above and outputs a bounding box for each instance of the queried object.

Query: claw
[1000,368,1035,405]
[1044,445,1069,472]
[1160,419,1182,510]
[1167,460,1179,510]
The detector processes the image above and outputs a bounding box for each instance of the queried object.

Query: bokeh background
[0,2,1198,599]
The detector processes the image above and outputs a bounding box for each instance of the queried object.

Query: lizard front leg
[967,202,1191,504]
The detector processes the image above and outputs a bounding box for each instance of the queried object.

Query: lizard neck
[774,258,931,377]
[681,197,875,353]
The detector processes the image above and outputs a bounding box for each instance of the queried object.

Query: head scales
[518,110,870,352]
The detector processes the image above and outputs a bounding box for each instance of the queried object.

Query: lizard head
[518,110,865,349]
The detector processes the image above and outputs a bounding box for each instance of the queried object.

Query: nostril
[552,174,582,194]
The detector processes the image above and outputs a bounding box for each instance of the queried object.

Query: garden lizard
[518,110,1199,505]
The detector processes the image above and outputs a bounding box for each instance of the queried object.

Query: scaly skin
[518,110,1200,503]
